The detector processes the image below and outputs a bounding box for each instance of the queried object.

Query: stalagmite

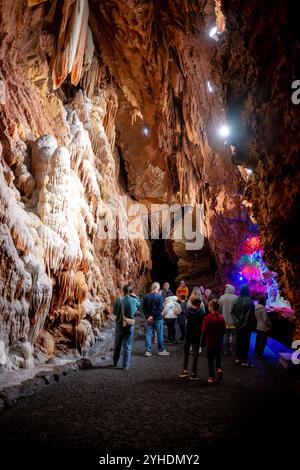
[31,135,58,190]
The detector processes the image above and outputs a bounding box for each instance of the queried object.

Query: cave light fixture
[218,124,230,138]
[142,126,150,137]
[207,80,214,93]
[209,26,219,41]
[246,168,253,175]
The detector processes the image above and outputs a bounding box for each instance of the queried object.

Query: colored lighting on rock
[244,236,262,254]
[234,235,279,304]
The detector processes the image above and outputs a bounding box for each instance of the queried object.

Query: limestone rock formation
[0,0,298,367]
[217,0,300,325]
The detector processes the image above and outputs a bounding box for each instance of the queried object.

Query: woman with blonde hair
[187,287,205,311]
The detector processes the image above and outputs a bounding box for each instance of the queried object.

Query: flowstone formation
[0,0,151,368]
[0,87,151,369]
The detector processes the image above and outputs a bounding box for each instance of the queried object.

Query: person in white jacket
[219,284,238,355]
[162,296,181,344]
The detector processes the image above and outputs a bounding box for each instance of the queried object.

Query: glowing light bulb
[142,127,150,136]
[246,168,253,175]
[239,276,243,281]
[207,81,213,93]
[209,26,218,38]
[219,125,230,138]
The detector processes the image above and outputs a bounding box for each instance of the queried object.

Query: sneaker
[207,377,215,383]
[145,351,152,357]
[190,374,200,381]
[158,350,170,356]
[216,368,223,382]
[179,370,188,378]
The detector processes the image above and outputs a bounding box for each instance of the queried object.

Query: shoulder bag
[121,298,135,327]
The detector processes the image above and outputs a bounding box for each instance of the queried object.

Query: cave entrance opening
[150,239,179,293]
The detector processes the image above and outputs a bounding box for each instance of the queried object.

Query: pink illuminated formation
[236,235,277,301]
[244,235,262,255]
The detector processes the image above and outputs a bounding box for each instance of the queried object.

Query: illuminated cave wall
[0,0,151,368]
[1,0,297,366]
[217,0,300,337]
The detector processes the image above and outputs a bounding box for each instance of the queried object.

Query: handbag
[121,298,135,327]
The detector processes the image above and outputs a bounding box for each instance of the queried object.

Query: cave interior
[0,0,299,367]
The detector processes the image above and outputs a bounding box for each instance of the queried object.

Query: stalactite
[50,0,91,89]
[80,56,102,98]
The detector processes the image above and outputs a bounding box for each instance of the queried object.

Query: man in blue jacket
[143,282,170,357]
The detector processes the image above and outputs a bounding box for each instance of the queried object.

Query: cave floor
[0,330,299,465]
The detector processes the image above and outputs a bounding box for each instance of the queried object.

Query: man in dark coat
[143,282,170,357]
[231,284,256,367]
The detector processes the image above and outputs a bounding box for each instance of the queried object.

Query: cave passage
[0,0,299,463]
[150,239,179,291]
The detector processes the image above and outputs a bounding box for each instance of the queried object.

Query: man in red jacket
[202,299,226,383]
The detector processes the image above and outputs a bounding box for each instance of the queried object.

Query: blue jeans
[113,323,134,369]
[224,328,236,354]
[145,319,164,352]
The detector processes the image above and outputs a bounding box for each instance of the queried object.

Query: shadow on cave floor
[0,329,299,467]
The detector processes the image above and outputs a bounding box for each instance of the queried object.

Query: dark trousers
[165,318,176,342]
[255,330,268,357]
[183,338,200,375]
[177,313,186,339]
[207,345,222,377]
[236,327,252,363]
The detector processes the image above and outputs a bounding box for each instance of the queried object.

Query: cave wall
[88,0,255,290]
[0,0,151,367]
[0,0,271,366]
[217,0,300,332]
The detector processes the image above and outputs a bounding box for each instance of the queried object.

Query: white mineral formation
[0,78,150,372]
[0,340,7,366]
